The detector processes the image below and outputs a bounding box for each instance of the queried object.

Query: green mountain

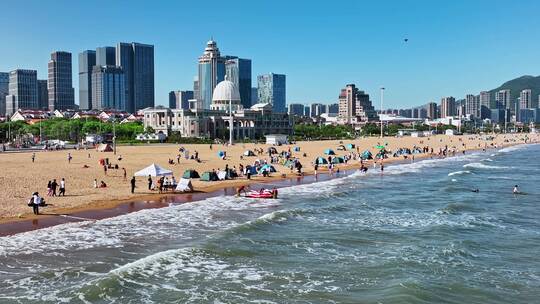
[489,75,540,107]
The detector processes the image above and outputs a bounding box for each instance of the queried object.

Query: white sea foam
[463,162,509,170]
[498,144,529,153]
[448,170,471,176]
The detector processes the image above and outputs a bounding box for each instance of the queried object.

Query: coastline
[0,137,535,237]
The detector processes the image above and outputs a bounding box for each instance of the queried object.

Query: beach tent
[97,143,113,152]
[293,146,300,152]
[217,151,225,158]
[259,164,277,173]
[282,159,294,167]
[175,178,194,192]
[246,165,258,175]
[337,145,346,151]
[324,149,335,155]
[331,156,345,164]
[243,150,255,156]
[217,170,228,180]
[314,157,329,165]
[182,169,200,179]
[200,171,219,181]
[346,143,355,150]
[361,150,373,160]
[134,163,173,177]
[268,147,278,154]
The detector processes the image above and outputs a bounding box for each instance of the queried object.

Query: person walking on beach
[31,153,35,163]
[51,179,58,196]
[122,168,127,180]
[29,192,43,215]
[148,175,153,190]
[130,176,136,194]
[94,179,98,188]
[67,153,72,163]
[47,181,52,196]
[59,178,66,196]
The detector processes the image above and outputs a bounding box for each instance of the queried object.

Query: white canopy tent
[175,178,193,192]
[134,163,173,177]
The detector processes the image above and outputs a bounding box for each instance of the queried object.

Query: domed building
[210,80,243,112]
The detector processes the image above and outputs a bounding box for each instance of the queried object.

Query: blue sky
[1,0,540,109]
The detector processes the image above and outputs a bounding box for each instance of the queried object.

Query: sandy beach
[0,133,537,223]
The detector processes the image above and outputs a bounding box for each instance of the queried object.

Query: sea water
[0,144,539,303]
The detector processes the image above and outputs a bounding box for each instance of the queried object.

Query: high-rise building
[304,105,310,117]
[440,96,456,118]
[251,87,258,105]
[426,102,438,119]
[0,72,8,116]
[225,58,252,108]
[5,69,38,115]
[116,42,154,113]
[197,40,226,110]
[326,103,339,114]
[465,94,480,117]
[78,50,96,110]
[479,91,491,109]
[48,51,75,110]
[520,89,532,109]
[288,103,305,116]
[96,46,116,66]
[37,80,48,110]
[495,89,511,109]
[169,90,194,110]
[338,84,377,124]
[91,65,126,111]
[257,73,286,113]
[310,103,325,117]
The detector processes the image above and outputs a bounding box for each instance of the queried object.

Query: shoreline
[0,137,535,236]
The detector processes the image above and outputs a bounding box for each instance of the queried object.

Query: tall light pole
[380,87,385,138]
[112,117,117,155]
[229,97,233,145]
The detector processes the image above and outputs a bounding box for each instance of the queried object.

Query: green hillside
[489,75,540,107]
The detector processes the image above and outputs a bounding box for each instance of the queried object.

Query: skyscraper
[465,94,480,117]
[309,103,325,117]
[78,50,96,110]
[338,84,377,124]
[198,40,226,110]
[479,91,491,109]
[116,42,154,113]
[520,89,532,109]
[0,72,8,116]
[288,103,305,116]
[96,47,116,66]
[225,58,252,108]
[495,89,511,109]
[426,102,438,119]
[91,65,126,111]
[257,73,286,112]
[440,96,456,118]
[37,80,48,110]
[326,103,339,114]
[251,87,258,105]
[5,69,38,115]
[169,90,194,109]
[48,51,74,110]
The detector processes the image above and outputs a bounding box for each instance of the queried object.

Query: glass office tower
[257,73,286,113]
[198,40,226,109]
[226,58,252,108]
[78,50,96,110]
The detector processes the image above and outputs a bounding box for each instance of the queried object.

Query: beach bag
[27,197,34,207]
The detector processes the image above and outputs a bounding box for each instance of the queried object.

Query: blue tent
[293,146,300,152]
[314,157,329,165]
[246,165,258,175]
[331,156,345,164]
[259,164,276,173]
[361,150,373,160]
[324,149,335,155]
[217,151,225,157]
[346,143,355,150]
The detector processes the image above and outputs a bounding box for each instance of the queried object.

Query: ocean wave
[448,170,471,176]
[463,162,510,170]
[498,144,530,153]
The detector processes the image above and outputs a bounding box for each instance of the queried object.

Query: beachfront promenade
[0,133,537,222]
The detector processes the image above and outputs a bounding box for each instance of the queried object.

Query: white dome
[212,80,241,102]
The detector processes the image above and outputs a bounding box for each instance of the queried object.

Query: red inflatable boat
[245,190,275,199]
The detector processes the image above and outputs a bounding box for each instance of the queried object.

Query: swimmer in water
[513,185,520,194]
[472,188,479,193]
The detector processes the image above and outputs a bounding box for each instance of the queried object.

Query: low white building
[265,134,288,145]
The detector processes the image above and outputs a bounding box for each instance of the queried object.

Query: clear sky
[1,0,540,109]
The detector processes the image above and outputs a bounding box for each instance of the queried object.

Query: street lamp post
[229,98,233,145]
[380,87,385,138]
[112,118,117,155]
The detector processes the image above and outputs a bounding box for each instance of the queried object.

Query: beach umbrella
[134,163,173,177]
[217,151,225,157]
[324,149,335,155]
[331,156,345,164]
[314,157,329,165]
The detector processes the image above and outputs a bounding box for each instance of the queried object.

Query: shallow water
[1,144,539,303]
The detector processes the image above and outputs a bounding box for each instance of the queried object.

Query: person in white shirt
[59,178,66,196]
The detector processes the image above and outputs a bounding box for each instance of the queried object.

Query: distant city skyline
[2,1,540,108]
